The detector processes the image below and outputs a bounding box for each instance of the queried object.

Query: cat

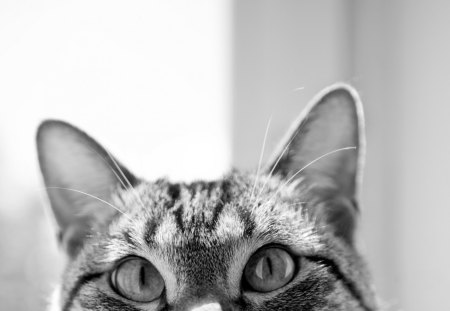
[37,83,378,311]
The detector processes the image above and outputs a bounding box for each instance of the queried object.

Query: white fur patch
[214,210,245,241]
[154,215,179,245]
[190,302,222,311]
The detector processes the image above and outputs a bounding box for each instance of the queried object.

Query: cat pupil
[255,257,272,279]
[266,257,273,275]
[140,266,146,287]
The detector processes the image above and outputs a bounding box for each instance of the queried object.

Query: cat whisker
[267,147,357,204]
[255,118,308,206]
[293,86,305,92]
[85,145,131,193]
[86,146,147,213]
[81,144,144,211]
[284,146,356,187]
[86,149,145,224]
[45,186,132,220]
[250,117,272,208]
[250,117,272,205]
[105,149,147,211]
[255,135,292,205]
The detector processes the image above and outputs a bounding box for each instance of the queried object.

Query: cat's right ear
[265,84,364,245]
[37,120,137,258]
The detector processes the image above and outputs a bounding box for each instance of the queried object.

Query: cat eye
[110,257,164,302]
[243,247,296,292]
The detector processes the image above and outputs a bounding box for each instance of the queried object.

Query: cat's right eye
[110,256,165,302]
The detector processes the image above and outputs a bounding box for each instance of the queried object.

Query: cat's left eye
[110,256,165,302]
[243,247,296,293]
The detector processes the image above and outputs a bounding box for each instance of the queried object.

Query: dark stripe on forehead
[236,205,255,238]
[172,204,185,232]
[186,180,219,196]
[144,217,160,245]
[167,183,181,201]
[122,230,138,248]
[207,180,231,230]
[208,201,224,231]
[218,179,232,204]
[144,182,182,244]
[185,182,200,198]
[62,273,102,311]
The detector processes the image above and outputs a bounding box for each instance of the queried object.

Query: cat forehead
[108,173,320,250]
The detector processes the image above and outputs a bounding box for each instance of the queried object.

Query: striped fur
[39,84,379,311]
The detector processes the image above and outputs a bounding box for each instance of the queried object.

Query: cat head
[37,84,377,311]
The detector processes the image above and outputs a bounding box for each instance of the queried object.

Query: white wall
[0,1,231,310]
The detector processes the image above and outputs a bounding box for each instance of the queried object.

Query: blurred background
[1,0,449,310]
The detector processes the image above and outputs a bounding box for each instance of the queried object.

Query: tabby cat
[37,84,378,311]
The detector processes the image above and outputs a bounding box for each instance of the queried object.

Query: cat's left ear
[265,84,364,244]
[37,120,137,258]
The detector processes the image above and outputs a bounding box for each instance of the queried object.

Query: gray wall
[232,1,450,310]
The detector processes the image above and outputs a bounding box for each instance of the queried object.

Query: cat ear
[37,120,136,258]
[266,84,364,244]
